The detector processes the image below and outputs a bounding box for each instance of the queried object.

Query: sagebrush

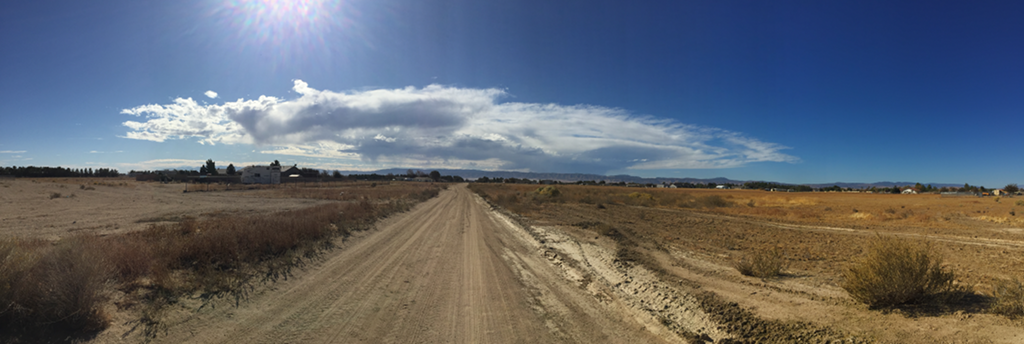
[734,248,787,278]
[990,278,1024,318]
[842,236,960,308]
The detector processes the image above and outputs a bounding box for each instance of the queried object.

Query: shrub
[535,186,560,197]
[627,192,652,200]
[49,192,61,199]
[842,236,959,308]
[991,278,1024,318]
[734,248,787,278]
[1017,200,1024,207]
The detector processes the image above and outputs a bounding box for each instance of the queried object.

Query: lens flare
[212,0,368,70]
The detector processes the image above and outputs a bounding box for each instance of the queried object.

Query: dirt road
[138,185,685,343]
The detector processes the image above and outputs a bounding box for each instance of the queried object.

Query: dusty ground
[92,184,697,343]
[472,184,1024,343]
[0,178,331,240]
[9,179,1023,342]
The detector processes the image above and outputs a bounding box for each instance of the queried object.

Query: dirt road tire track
[144,185,678,343]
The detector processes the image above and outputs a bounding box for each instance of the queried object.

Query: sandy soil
[0,179,330,240]
[95,184,690,343]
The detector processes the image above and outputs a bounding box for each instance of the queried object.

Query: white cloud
[116,159,209,171]
[205,90,219,99]
[0,150,26,154]
[122,81,798,173]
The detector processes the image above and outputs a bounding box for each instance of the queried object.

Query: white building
[901,189,917,194]
[241,165,281,184]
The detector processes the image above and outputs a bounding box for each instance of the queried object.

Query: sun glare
[213,0,364,66]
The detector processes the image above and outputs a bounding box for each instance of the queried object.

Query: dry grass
[842,236,961,308]
[0,236,112,336]
[468,183,735,215]
[990,278,1024,318]
[0,182,441,337]
[734,248,788,278]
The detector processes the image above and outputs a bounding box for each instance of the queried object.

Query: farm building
[281,166,302,178]
[901,189,917,194]
[241,165,281,184]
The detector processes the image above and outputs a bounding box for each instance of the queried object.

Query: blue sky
[1,0,1021,186]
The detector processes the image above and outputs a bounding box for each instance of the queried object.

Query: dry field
[0,178,442,341]
[6,177,1024,343]
[0,178,337,240]
[470,183,1024,343]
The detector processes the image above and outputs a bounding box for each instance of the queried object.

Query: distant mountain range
[337,168,965,189]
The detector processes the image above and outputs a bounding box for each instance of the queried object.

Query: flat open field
[0,178,336,240]
[470,184,1024,343]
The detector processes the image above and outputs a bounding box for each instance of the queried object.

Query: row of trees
[198,159,236,176]
[0,166,120,178]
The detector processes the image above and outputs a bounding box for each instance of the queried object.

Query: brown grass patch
[0,236,112,336]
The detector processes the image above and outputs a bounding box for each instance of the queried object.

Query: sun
[224,0,335,44]
[212,0,364,65]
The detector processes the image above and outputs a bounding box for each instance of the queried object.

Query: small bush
[535,186,560,197]
[842,236,959,308]
[990,278,1024,318]
[49,192,61,199]
[627,192,652,200]
[734,248,787,278]
[1017,200,1024,207]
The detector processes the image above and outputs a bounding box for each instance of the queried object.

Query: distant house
[280,166,302,178]
[992,189,1008,196]
[668,184,677,188]
[241,165,281,184]
[412,177,434,182]
[715,185,728,189]
[901,189,917,194]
